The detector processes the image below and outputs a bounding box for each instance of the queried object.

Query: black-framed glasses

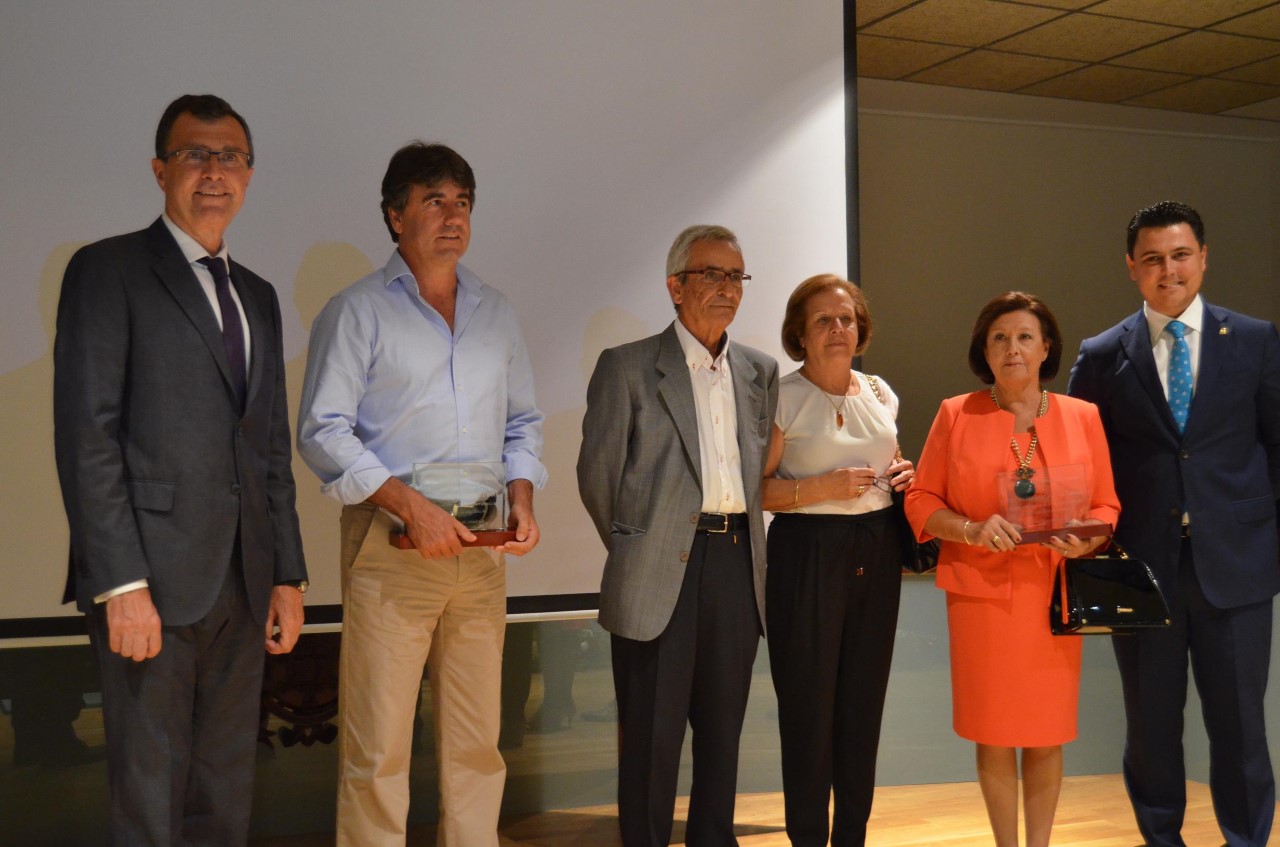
[871,477,895,493]
[678,268,752,288]
[160,148,254,170]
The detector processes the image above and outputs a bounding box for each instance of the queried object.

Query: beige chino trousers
[335,504,507,847]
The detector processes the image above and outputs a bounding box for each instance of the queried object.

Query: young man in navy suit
[1069,201,1280,847]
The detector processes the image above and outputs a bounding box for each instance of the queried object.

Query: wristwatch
[279,579,309,595]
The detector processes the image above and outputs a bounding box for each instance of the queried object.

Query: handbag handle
[1056,560,1069,626]
[862,373,906,463]
[1094,540,1130,559]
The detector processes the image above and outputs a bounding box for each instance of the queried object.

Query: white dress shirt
[1145,294,1204,399]
[1145,293,1203,525]
[673,319,747,513]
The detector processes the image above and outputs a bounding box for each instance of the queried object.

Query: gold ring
[857,485,867,495]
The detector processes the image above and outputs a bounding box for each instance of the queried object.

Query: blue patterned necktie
[1165,319,1192,433]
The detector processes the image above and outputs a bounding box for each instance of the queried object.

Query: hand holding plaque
[998,463,1111,546]
[390,462,518,550]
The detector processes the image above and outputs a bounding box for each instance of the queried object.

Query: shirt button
[1179,450,1190,460]
[230,483,242,495]
[462,427,468,433]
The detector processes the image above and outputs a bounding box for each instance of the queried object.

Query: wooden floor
[255,774,1279,846]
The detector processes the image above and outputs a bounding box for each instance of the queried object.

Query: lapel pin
[1219,327,1229,335]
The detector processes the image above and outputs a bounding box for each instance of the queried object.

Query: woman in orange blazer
[905,292,1119,847]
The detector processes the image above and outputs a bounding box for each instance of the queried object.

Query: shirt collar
[1144,294,1204,345]
[162,213,229,265]
[382,249,482,299]
[673,318,729,374]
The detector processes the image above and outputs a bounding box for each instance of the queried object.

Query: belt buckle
[706,513,729,534]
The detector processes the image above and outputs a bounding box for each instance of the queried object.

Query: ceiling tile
[1123,77,1280,112]
[907,50,1084,90]
[1010,0,1101,8]
[862,0,1063,48]
[857,35,970,79]
[1088,0,1276,29]
[1218,54,1280,83]
[993,14,1185,62]
[856,0,924,28]
[1110,30,1280,74]
[1211,4,1280,39]
[1219,94,1280,119]
[1020,65,1191,101]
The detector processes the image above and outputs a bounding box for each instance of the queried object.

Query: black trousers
[1113,537,1275,847]
[611,527,760,847]
[766,509,903,847]
[89,554,264,847]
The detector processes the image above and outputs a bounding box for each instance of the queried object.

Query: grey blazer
[577,322,779,642]
[53,218,307,626]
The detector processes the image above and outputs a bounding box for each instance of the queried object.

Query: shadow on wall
[0,242,87,621]
[285,242,375,606]
[511,306,648,597]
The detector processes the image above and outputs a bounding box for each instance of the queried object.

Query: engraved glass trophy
[997,463,1110,545]
[390,461,516,549]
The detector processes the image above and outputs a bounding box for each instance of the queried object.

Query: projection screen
[0,0,847,629]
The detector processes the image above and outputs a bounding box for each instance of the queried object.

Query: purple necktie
[198,256,247,408]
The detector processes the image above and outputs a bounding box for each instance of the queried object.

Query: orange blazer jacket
[905,391,1120,599]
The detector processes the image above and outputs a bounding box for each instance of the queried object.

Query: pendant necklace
[824,392,849,427]
[811,370,853,427]
[991,388,1048,500]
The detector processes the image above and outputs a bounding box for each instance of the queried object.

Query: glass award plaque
[390,462,517,549]
[998,463,1111,545]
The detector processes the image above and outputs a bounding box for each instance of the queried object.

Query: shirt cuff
[319,453,394,505]
[504,455,548,490]
[94,579,149,604]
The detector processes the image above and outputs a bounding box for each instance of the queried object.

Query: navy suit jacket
[54,218,307,626]
[1068,300,1280,609]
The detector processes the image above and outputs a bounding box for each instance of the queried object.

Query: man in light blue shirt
[298,142,545,847]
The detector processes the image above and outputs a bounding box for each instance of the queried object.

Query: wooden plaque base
[390,529,519,549]
[1016,523,1112,546]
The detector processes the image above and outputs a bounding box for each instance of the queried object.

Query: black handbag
[1049,544,1171,635]
[864,373,938,574]
[891,490,940,574]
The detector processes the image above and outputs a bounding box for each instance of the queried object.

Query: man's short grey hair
[665,225,741,277]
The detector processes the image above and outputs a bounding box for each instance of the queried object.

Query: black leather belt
[697,512,749,533]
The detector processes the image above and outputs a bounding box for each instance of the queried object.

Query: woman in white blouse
[762,274,915,847]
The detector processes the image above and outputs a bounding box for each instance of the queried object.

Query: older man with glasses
[578,224,778,847]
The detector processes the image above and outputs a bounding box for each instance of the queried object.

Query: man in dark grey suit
[53,94,308,846]
[578,225,778,847]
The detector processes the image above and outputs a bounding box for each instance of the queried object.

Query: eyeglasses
[871,477,895,493]
[678,268,752,288]
[160,148,254,170]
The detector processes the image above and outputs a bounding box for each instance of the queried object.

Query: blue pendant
[1014,478,1036,500]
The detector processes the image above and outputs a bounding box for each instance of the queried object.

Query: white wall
[0,1,847,621]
